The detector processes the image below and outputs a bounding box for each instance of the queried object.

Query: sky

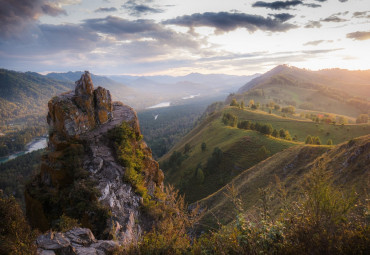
[0,0,369,76]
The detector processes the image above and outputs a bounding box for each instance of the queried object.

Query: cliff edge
[25,71,164,248]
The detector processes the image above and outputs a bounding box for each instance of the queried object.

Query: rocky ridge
[26,71,164,253]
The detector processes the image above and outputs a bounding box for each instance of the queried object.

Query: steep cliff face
[26,71,164,244]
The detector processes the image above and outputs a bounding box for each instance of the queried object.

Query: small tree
[257,146,270,160]
[272,129,279,137]
[240,101,245,109]
[327,139,333,145]
[305,135,313,144]
[260,123,273,135]
[284,130,292,140]
[249,99,255,107]
[195,168,205,184]
[314,136,321,145]
[201,142,207,152]
[279,128,286,138]
[230,99,239,107]
[184,143,191,154]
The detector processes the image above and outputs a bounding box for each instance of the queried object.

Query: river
[0,136,48,164]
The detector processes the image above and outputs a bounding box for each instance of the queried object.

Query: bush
[222,113,238,127]
[0,194,38,254]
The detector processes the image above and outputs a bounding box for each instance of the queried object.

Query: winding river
[0,136,48,164]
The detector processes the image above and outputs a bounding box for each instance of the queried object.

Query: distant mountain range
[0,68,258,122]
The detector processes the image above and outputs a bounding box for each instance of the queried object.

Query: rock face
[36,228,119,255]
[26,71,164,248]
[47,71,113,140]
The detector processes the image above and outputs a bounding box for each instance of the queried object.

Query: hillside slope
[197,135,370,230]
[0,69,73,121]
[234,65,370,118]
[160,105,370,203]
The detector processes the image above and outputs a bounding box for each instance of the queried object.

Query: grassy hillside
[197,134,370,231]
[160,108,299,203]
[225,107,370,145]
[160,105,370,203]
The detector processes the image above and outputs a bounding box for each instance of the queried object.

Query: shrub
[0,194,38,255]
[222,113,238,127]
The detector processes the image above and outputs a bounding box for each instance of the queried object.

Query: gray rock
[75,247,99,255]
[37,249,56,255]
[37,231,70,250]
[91,240,119,252]
[65,228,96,246]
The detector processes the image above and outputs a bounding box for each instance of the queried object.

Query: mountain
[25,72,164,245]
[234,65,370,118]
[238,65,370,98]
[0,69,73,122]
[197,134,370,229]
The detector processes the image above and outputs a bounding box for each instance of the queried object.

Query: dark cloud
[338,0,347,2]
[303,3,321,8]
[83,16,201,50]
[252,1,302,10]
[304,20,321,28]
[270,13,295,22]
[84,16,160,36]
[163,12,297,33]
[321,15,347,22]
[303,40,325,46]
[122,0,163,16]
[95,7,117,13]
[0,0,67,39]
[346,31,370,41]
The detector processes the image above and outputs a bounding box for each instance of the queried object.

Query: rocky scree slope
[25,71,164,249]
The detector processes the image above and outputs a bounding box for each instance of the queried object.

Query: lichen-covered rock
[46,71,113,140]
[27,71,164,249]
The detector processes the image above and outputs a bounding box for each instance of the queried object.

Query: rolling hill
[160,104,370,203]
[196,134,370,230]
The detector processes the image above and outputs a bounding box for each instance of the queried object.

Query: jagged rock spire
[47,71,113,139]
[75,71,94,96]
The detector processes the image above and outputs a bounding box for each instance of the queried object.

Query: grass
[196,134,370,231]
[160,110,298,203]
[225,107,370,145]
[160,106,369,204]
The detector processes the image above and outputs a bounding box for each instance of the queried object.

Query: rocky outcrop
[36,228,119,255]
[26,71,164,249]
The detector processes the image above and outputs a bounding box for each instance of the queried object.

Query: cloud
[83,16,202,50]
[122,0,163,16]
[163,12,297,33]
[95,7,117,13]
[303,3,321,8]
[0,0,67,39]
[346,31,370,41]
[252,1,302,10]
[304,20,321,28]
[303,40,325,46]
[321,15,347,22]
[270,13,295,22]
[353,11,370,19]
